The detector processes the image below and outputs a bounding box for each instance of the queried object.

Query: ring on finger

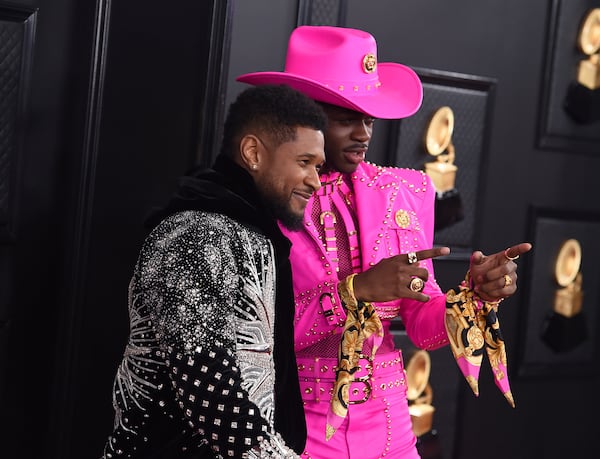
[504,248,519,261]
[503,274,513,287]
[409,277,425,292]
[407,251,418,264]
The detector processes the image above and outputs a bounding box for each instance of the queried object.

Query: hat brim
[237,62,423,120]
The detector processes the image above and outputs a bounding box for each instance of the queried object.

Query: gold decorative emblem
[395,210,410,228]
[363,53,377,73]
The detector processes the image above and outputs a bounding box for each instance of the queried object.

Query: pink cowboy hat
[237,25,423,119]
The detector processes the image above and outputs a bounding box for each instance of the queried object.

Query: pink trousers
[297,350,420,459]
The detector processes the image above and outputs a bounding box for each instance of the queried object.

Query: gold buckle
[348,377,372,404]
[348,354,374,404]
[319,211,337,226]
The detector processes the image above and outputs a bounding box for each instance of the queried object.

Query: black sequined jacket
[102,155,305,458]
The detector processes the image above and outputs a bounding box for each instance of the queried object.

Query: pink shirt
[281,161,449,357]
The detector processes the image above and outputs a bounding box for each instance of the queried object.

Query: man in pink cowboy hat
[238,25,532,459]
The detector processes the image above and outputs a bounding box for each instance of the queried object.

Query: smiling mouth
[293,190,313,202]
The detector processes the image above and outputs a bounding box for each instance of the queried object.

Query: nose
[352,120,372,143]
[307,166,322,193]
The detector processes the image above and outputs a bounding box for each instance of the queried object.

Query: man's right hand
[352,247,450,303]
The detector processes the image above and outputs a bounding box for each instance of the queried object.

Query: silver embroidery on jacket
[103,210,297,458]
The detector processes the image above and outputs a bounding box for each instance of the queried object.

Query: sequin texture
[102,210,298,458]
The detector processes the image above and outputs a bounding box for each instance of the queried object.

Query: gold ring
[503,274,513,287]
[504,248,519,261]
[407,251,418,264]
[409,277,425,292]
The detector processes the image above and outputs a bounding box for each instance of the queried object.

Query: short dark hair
[220,84,327,157]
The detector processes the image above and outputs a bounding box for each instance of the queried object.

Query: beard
[258,187,305,231]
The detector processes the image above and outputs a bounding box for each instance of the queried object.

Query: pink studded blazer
[282,161,450,354]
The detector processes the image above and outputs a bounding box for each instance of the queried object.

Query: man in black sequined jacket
[101,85,326,458]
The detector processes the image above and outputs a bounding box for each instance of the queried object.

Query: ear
[239,134,261,172]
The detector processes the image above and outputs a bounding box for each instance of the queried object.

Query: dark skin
[353,244,533,303]
[317,103,533,303]
[237,126,325,229]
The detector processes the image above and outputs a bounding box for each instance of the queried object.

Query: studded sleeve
[146,211,299,458]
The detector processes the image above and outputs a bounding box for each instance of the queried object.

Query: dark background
[1,0,598,458]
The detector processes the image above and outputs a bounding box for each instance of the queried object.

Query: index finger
[410,246,451,263]
[504,242,533,260]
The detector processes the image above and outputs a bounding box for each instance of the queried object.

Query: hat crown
[285,26,380,87]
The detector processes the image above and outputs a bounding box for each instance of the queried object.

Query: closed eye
[334,118,375,127]
[299,157,323,168]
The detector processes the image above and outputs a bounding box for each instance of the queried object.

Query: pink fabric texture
[298,351,419,459]
[285,162,449,355]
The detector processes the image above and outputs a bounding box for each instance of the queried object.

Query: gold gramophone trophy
[542,238,587,352]
[564,8,600,123]
[406,350,435,437]
[553,238,583,318]
[423,106,464,231]
[424,106,456,194]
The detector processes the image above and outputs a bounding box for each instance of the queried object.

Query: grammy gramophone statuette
[406,350,435,438]
[564,8,600,123]
[553,238,583,318]
[424,106,457,194]
[541,238,587,353]
[423,106,464,231]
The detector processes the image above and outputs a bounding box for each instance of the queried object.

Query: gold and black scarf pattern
[445,271,515,408]
[326,273,384,441]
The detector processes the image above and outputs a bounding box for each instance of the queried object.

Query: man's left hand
[469,242,533,302]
